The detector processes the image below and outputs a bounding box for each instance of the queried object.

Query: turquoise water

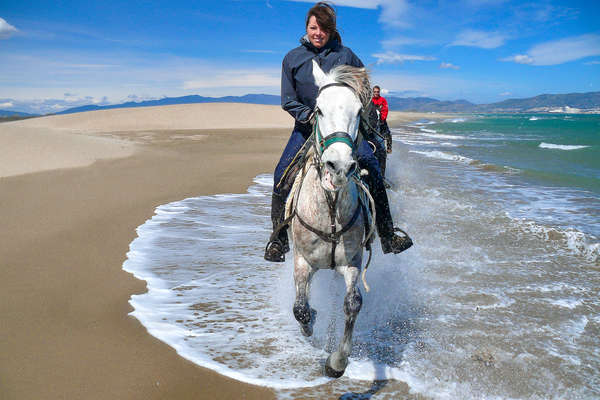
[412,114,600,239]
[433,114,600,193]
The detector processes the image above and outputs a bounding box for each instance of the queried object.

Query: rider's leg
[265,129,308,262]
[372,138,387,177]
[357,140,413,254]
[381,120,393,151]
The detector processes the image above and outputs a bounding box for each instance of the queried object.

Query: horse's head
[312,60,370,192]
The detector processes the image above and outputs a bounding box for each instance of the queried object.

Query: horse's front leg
[325,262,362,378]
[293,253,317,337]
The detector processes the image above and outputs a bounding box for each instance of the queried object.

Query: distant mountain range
[1,91,599,118]
[387,91,600,113]
[0,110,38,117]
[53,94,281,115]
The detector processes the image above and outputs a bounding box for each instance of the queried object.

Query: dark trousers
[271,128,395,240]
[369,137,387,177]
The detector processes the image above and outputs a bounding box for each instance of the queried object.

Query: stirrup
[382,228,413,254]
[264,240,286,262]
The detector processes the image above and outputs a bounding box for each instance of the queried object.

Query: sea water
[123,113,599,399]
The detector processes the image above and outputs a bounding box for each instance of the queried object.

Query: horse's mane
[328,65,371,108]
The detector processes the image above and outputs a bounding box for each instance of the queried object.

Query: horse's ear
[312,59,327,88]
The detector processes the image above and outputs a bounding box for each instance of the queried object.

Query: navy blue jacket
[281,35,363,136]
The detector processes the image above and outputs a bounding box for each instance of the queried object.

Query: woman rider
[265,2,412,262]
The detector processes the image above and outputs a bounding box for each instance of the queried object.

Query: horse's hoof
[324,353,347,378]
[300,323,313,337]
[299,308,317,337]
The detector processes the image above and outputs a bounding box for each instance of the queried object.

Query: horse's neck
[297,165,358,226]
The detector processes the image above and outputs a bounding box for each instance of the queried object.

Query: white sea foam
[123,174,423,392]
[511,219,600,262]
[411,120,436,125]
[444,117,468,123]
[122,145,600,399]
[393,138,438,146]
[549,298,583,309]
[529,116,540,121]
[419,131,464,140]
[409,150,474,164]
[539,142,589,150]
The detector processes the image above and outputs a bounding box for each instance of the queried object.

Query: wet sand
[0,104,451,399]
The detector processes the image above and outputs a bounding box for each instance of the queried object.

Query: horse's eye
[326,161,335,171]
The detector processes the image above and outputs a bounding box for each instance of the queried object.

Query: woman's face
[306,15,330,49]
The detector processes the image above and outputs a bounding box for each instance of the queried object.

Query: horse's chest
[293,195,363,268]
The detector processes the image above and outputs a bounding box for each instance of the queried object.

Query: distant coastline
[2,90,599,118]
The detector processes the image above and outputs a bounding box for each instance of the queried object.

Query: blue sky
[1,0,599,114]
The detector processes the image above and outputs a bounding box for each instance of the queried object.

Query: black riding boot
[264,192,290,262]
[367,173,413,254]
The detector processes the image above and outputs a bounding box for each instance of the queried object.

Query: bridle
[268,79,376,277]
[312,82,362,161]
[291,81,372,269]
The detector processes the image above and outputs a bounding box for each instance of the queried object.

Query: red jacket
[371,96,388,121]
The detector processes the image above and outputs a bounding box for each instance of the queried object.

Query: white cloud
[502,34,600,66]
[0,51,281,104]
[499,91,511,96]
[440,62,459,70]
[287,0,410,28]
[0,17,18,39]
[372,51,435,64]
[0,101,13,107]
[378,0,411,29]
[501,54,534,64]
[584,60,600,65]
[450,29,507,49]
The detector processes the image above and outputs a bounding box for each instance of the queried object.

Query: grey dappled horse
[288,60,373,378]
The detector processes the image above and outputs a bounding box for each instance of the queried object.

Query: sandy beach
[0,103,450,399]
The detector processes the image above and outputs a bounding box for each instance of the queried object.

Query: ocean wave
[513,219,600,262]
[529,116,540,121]
[539,142,590,150]
[409,150,474,164]
[411,120,436,125]
[394,138,438,146]
[419,131,464,140]
[444,117,468,123]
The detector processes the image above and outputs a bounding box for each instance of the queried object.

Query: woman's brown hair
[306,2,341,44]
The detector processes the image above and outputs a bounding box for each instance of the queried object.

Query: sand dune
[0,103,294,178]
[9,103,295,132]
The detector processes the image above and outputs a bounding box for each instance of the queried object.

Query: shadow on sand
[339,379,388,400]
